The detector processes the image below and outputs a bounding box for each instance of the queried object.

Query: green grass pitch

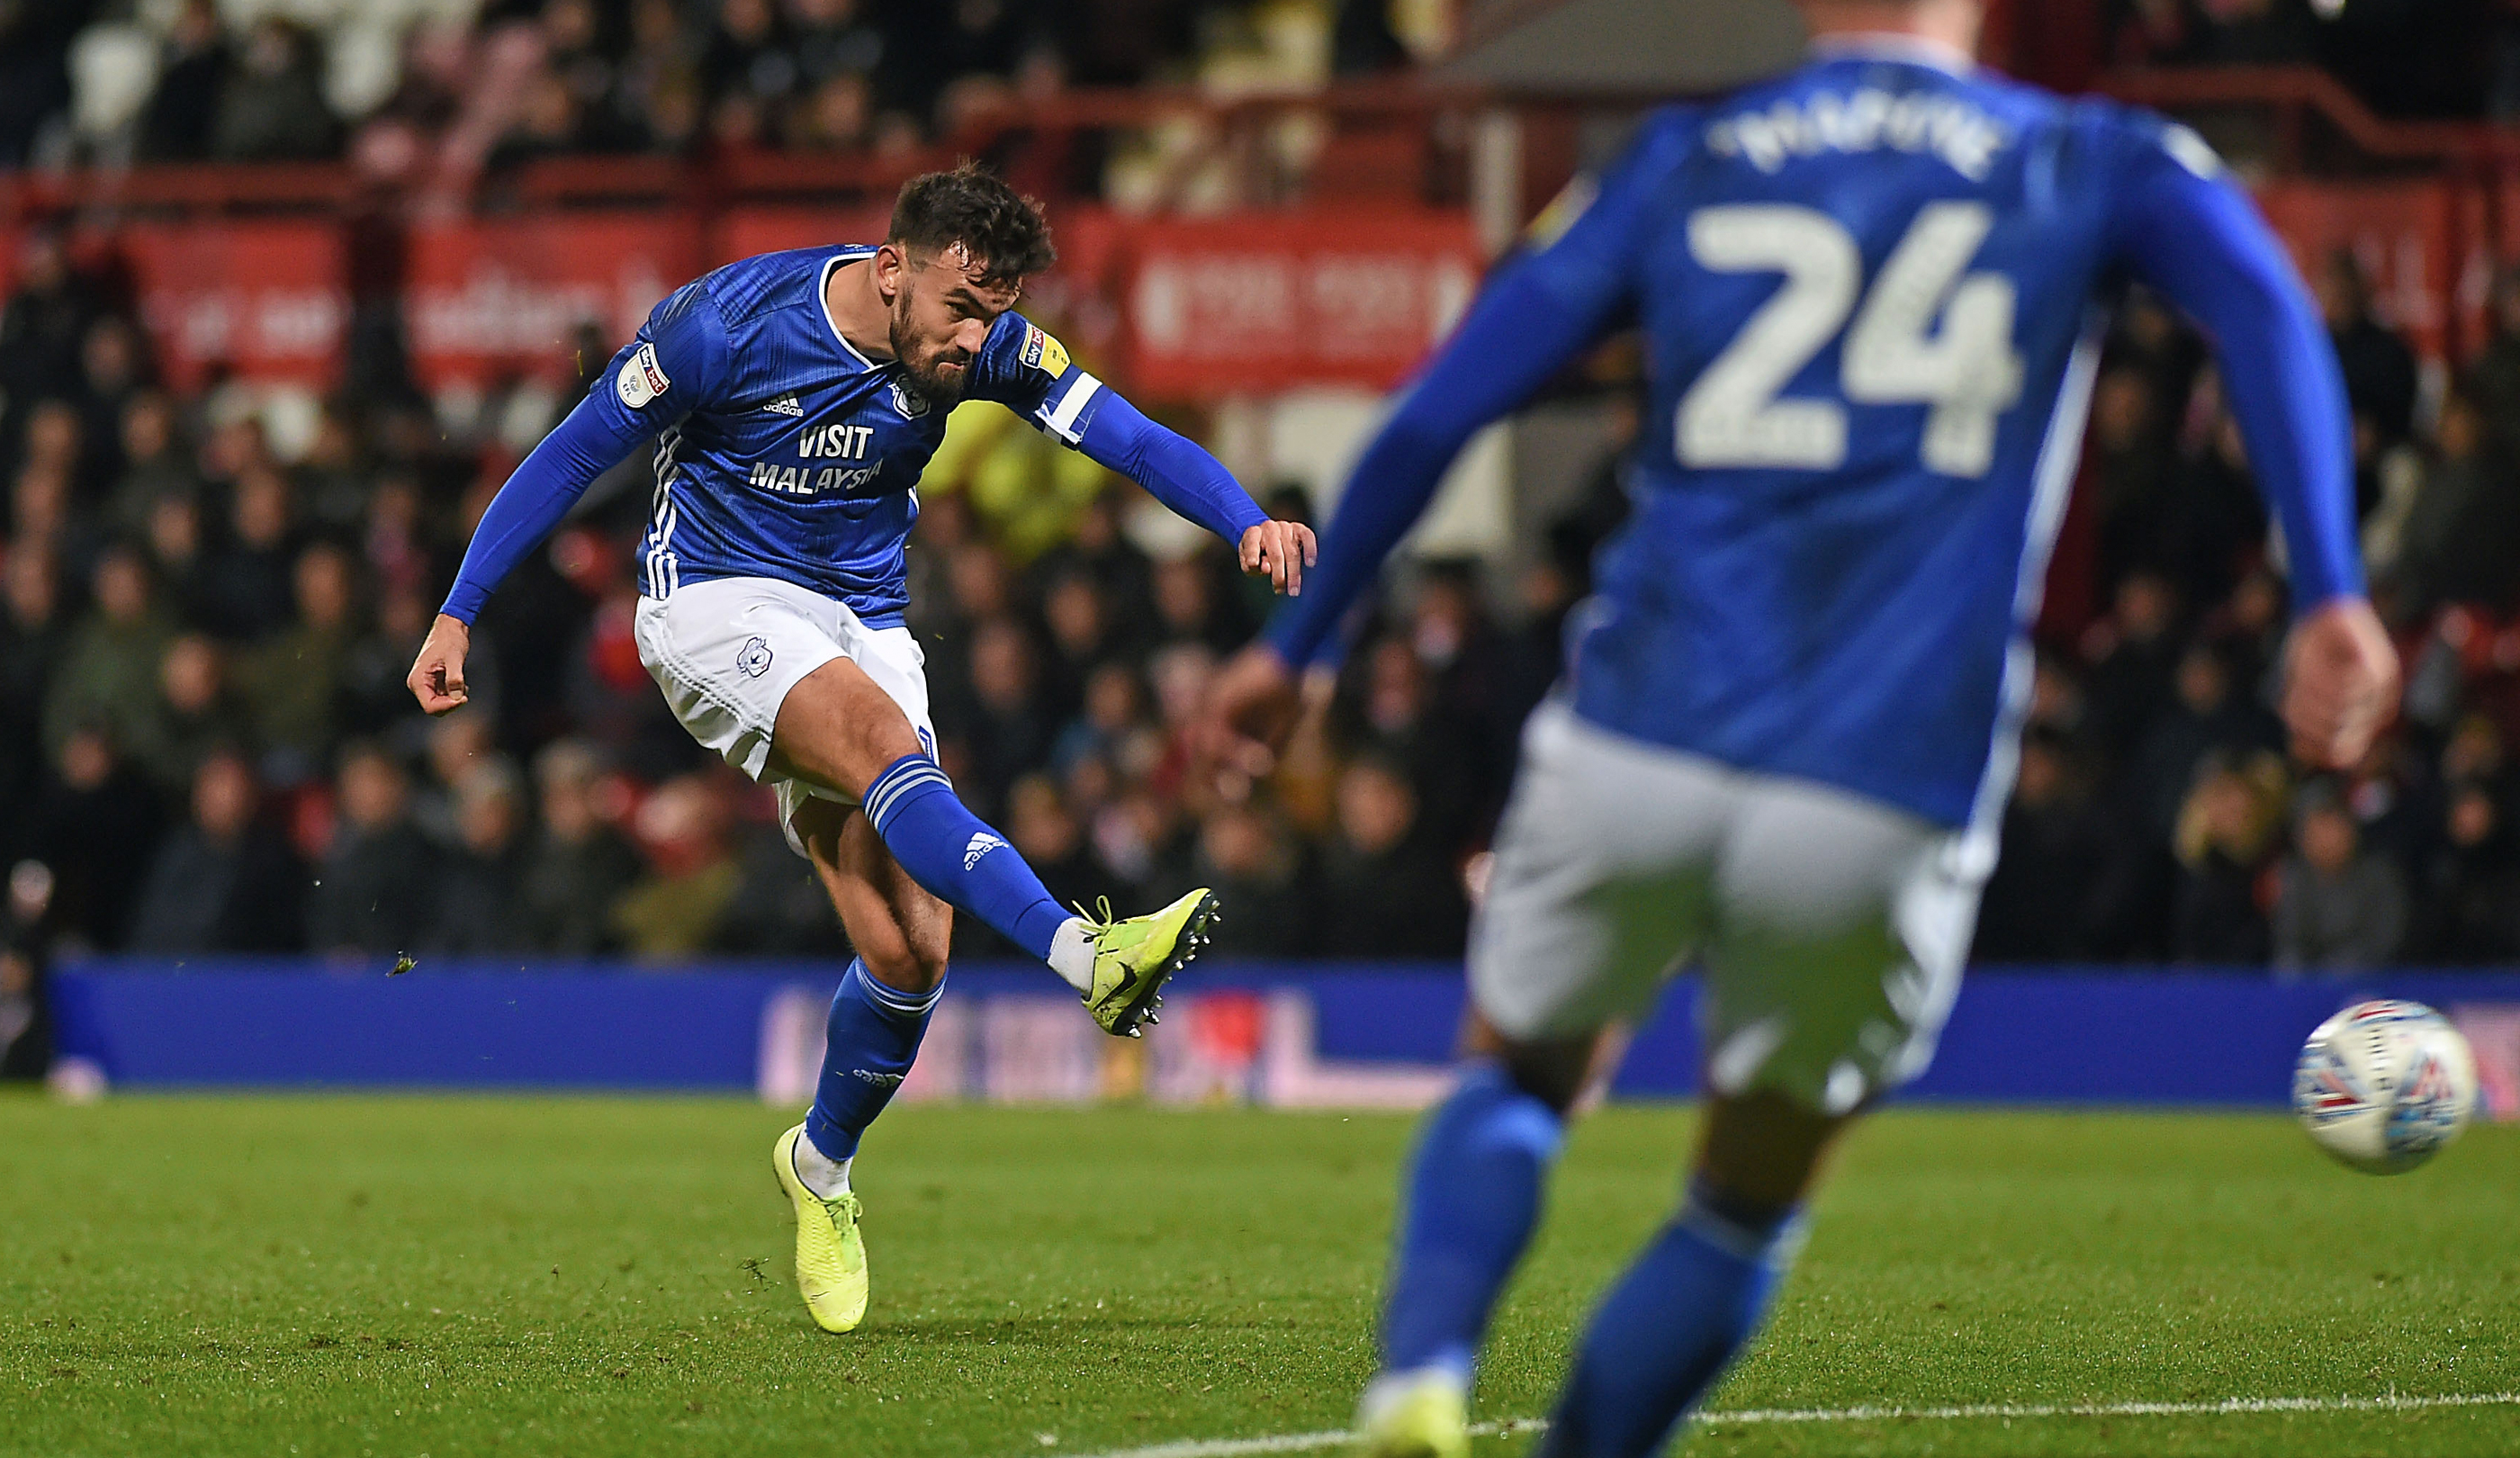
[4,1094,2516,1457]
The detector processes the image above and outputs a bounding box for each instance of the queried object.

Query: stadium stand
[0,3,2516,976]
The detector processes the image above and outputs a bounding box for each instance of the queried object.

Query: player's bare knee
[856,890,950,995]
[858,940,945,996]
[1464,1012,1593,1115]
[788,796,853,863]
[1697,1090,1849,1211]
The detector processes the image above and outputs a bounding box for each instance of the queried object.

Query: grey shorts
[1471,702,1984,1114]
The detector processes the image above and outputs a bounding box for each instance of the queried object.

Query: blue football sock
[804,959,942,1162]
[1380,1061,1566,1384]
[1537,1179,1800,1458]
[861,753,1071,961]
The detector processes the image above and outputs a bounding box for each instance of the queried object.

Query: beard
[888,312,970,406]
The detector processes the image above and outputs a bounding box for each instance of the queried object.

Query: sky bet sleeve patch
[1021,323,1071,379]
[616,341,670,409]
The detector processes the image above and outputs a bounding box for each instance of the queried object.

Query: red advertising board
[1120,210,1484,398]
[406,212,703,390]
[121,220,346,392]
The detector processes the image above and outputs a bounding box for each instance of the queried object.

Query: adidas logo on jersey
[963,832,1006,870]
[764,392,804,417]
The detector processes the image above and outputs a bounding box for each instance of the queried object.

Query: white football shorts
[633,575,935,858]
[1472,701,1984,1115]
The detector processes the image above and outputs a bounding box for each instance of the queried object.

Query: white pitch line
[1052,1391,2520,1458]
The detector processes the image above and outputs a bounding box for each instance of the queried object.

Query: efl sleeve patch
[1021,322,1072,379]
[616,341,671,410]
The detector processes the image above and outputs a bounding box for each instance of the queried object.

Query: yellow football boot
[1077,888,1219,1037]
[1355,1371,1471,1458]
[772,1124,868,1333]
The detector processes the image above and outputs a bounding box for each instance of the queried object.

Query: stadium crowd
[8,0,2520,182]
[2,222,2519,975]
[0,0,1435,176]
[0,4,2517,977]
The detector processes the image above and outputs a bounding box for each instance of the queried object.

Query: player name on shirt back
[1707,88,2011,181]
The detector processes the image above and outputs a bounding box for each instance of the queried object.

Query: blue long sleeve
[1075,391,1267,546]
[1264,262,1616,666]
[438,392,648,625]
[2110,132,2363,609]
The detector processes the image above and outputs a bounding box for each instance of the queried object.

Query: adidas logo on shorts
[963,832,1006,870]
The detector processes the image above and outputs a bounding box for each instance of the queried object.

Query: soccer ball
[2292,1000,2479,1174]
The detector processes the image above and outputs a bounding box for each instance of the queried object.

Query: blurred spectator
[2410,780,2520,963]
[130,477,199,599]
[0,2,76,167]
[886,0,1030,126]
[0,858,56,1077]
[516,740,642,955]
[702,0,795,123]
[0,931,45,1080]
[2080,571,2184,767]
[2274,783,2409,975]
[1346,636,1480,850]
[198,464,299,641]
[2461,265,2520,462]
[611,772,742,958]
[1975,732,2116,961]
[0,546,64,832]
[1151,549,1249,655]
[2377,390,2520,620]
[308,742,437,958]
[1004,773,1106,912]
[1173,797,1312,958]
[0,233,104,442]
[485,68,583,176]
[789,0,886,97]
[2317,250,2420,490]
[538,0,637,154]
[138,0,225,162]
[2171,751,2287,965]
[1040,566,1120,722]
[958,616,1053,819]
[790,69,873,151]
[128,750,303,953]
[141,632,248,796]
[1319,757,1466,958]
[42,545,172,761]
[340,583,436,741]
[21,725,165,951]
[427,760,529,954]
[234,543,358,776]
[2127,640,2282,840]
[212,18,338,162]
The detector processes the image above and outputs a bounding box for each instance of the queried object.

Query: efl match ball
[2292,1000,2479,1174]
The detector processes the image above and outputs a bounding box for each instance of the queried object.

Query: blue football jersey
[593,246,1109,626]
[1274,42,2357,839]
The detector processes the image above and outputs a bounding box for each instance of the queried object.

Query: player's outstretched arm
[2110,123,2398,767]
[407,392,647,716]
[1071,392,1315,593]
[412,286,726,716]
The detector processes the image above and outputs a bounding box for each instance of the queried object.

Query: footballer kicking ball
[2292,1000,2479,1174]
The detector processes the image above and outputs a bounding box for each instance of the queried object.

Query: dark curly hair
[886,161,1057,284]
